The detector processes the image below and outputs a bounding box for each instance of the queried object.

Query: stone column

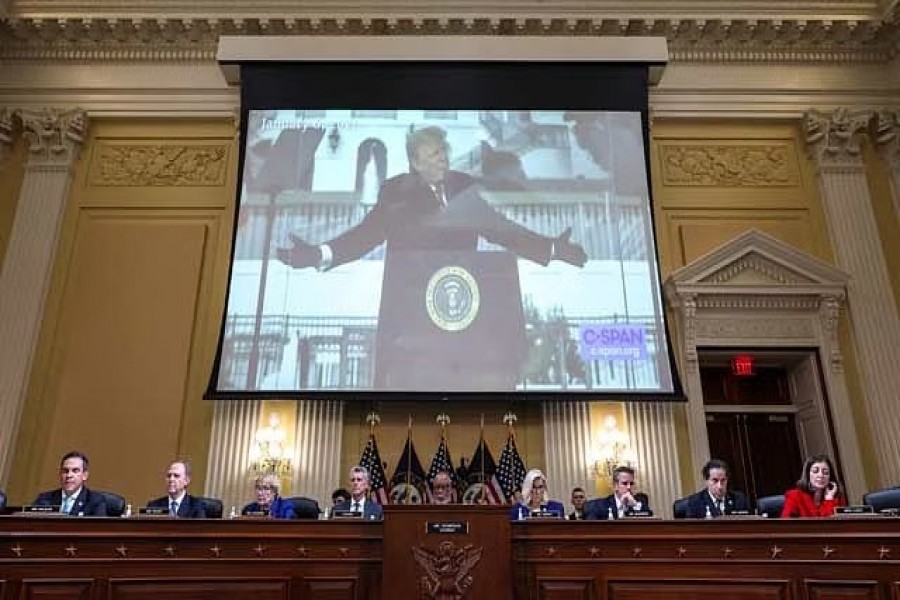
[0,108,13,159]
[291,399,344,507]
[804,108,900,486]
[204,399,262,514]
[873,109,900,220]
[0,108,87,486]
[542,401,592,506]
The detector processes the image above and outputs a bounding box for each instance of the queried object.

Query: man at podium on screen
[277,125,587,391]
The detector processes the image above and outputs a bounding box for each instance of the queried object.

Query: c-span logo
[425,266,480,332]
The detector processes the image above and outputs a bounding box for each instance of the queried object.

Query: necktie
[352,501,361,514]
[62,495,73,514]
[432,184,446,207]
[719,501,725,515]
[170,500,178,517]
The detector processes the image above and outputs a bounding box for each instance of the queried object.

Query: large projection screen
[209,43,683,401]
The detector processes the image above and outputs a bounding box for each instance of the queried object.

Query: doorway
[700,350,837,507]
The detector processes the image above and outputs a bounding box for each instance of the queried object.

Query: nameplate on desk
[835,505,874,515]
[529,510,561,519]
[139,507,169,516]
[22,505,61,514]
[878,508,900,517]
[242,510,268,517]
[426,521,469,534]
[726,510,752,516]
[624,510,654,518]
[331,509,364,519]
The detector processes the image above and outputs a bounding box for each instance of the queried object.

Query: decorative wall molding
[88,143,229,186]
[0,15,897,64]
[0,107,13,157]
[873,107,900,216]
[659,144,794,187]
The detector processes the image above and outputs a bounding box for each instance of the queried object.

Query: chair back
[756,494,785,518]
[288,496,321,519]
[96,490,126,517]
[863,487,900,512]
[0,490,6,511]
[198,496,223,519]
[672,497,691,519]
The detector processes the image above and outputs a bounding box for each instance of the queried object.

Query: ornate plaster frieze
[659,144,794,187]
[88,143,229,186]
[700,253,815,286]
[804,107,873,170]
[18,107,87,167]
[0,16,897,63]
[694,316,816,340]
[694,295,822,311]
[873,108,900,170]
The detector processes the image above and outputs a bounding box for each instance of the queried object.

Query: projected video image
[219,109,673,394]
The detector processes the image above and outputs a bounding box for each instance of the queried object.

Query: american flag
[426,436,459,503]
[497,432,527,502]
[359,433,389,505]
[465,436,505,504]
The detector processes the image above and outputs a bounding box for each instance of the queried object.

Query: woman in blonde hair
[508,468,565,520]
[243,473,295,519]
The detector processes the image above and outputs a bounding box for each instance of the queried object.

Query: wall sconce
[249,414,292,475]
[593,415,637,478]
[327,125,341,153]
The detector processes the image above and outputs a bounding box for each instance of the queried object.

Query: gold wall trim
[88,143,229,187]
[659,143,796,187]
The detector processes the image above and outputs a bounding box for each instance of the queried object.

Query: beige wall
[0,135,25,268]
[5,113,893,504]
[6,118,237,506]
[649,118,879,491]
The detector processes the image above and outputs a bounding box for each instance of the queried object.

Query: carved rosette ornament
[804,108,872,172]
[819,294,844,372]
[18,108,88,169]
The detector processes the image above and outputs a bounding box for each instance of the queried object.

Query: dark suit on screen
[334,498,383,521]
[33,487,107,516]
[324,170,559,390]
[585,492,651,520]
[147,494,207,518]
[684,489,750,518]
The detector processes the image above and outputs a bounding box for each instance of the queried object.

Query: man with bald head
[431,471,455,505]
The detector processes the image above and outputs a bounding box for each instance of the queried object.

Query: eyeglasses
[254,485,273,491]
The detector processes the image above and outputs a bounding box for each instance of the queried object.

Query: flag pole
[479,413,486,504]
[405,414,413,505]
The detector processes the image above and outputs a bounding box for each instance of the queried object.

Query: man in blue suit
[33,451,107,516]
[334,466,383,520]
[585,466,651,520]
[146,460,206,518]
[685,459,750,518]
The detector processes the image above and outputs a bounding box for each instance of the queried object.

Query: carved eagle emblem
[411,541,483,599]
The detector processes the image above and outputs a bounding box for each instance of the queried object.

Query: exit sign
[731,354,755,377]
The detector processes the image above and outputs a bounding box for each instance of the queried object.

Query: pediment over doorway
[665,229,848,299]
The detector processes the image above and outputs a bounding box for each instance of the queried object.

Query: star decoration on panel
[770,545,783,559]
[115,545,128,558]
[64,544,77,557]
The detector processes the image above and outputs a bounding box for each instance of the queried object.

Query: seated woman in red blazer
[781,454,847,518]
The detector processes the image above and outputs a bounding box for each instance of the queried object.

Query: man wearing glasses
[430,471,455,505]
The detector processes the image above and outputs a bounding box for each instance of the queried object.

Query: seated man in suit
[430,471,455,505]
[686,459,750,518]
[585,466,651,520]
[331,488,350,506]
[33,451,107,516]
[568,486,587,520]
[333,465,383,520]
[242,473,295,519]
[146,460,206,518]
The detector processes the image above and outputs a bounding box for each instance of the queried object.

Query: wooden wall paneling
[108,578,290,600]
[802,580,881,600]
[536,577,594,600]
[19,579,93,600]
[607,579,791,600]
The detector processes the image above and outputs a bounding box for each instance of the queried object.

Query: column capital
[803,108,872,171]
[873,108,900,171]
[18,108,88,169]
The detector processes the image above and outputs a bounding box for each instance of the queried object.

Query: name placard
[426,521,469,534]
[139,507,169,516]
[331,509,363,519]
[835,505,874,515]
[242,510,269,517]
[624,510,655,518]
[529,510,562,519]
[22,505,60,514]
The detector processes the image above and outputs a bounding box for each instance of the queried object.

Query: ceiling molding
[0,16,897,63]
